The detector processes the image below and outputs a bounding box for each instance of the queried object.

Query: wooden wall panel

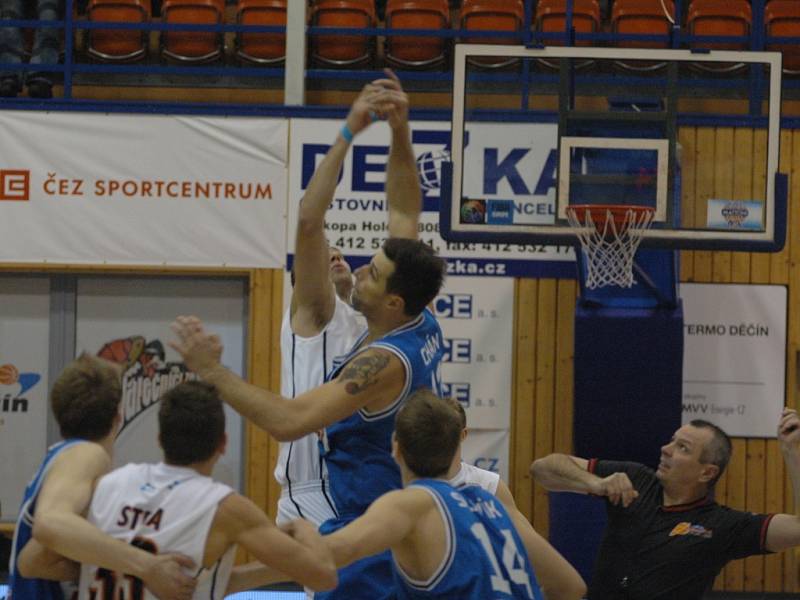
[246,269,282,524]
[511,279,538,525]
[508,125,799,595]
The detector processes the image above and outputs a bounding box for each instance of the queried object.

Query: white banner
[0,112,287,268]
[75,277,246,490]
[461,429,510,483]
[682,283,787,437]
[0,277,50,522]
[434,276,514,430]
[288,119,573,278]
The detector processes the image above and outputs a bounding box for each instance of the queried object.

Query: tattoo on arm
[339,353,390,395]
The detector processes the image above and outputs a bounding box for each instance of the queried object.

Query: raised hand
[370,69,409,130]
[169,316,223,377]
[779,408,800,452]
[344,82,385,138]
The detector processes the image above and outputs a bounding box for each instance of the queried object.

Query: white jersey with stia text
[448,461,500,495]
[78,462,235,600]
[275,294,365,525]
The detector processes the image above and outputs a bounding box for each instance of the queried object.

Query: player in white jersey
[442,397,587,600]
[275,70,419,527]
[78,381,337,599]
[10,354,195,600]
[276,292,363,526]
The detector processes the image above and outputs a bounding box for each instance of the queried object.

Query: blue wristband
[340,124,354,144]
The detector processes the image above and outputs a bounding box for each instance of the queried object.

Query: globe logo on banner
[416,149,450,192]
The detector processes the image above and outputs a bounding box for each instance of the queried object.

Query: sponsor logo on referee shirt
[669,522,713,539]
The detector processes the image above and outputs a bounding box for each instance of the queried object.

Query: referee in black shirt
[531,409,800,599]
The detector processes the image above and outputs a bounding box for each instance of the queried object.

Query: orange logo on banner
[0,170,30,201]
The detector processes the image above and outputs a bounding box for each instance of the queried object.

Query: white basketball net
[566,206,655,289]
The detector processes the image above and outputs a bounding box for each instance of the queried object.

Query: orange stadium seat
[460,0,525,68]
[611,0,674,71]
[766,0,800,75]
[86,0,151,62]
[687,0,751,73]
[236,0,287,64]
[161,0,225,63]
[536,0,601,69]
[310,0,376,67]
[385,0,450,69]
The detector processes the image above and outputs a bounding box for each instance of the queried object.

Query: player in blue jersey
[171,76,446,600]
[322,388,584,600]
[442,398,586,600]
[9,353,196,600]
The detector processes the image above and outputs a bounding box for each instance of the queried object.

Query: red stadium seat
[766,0,800,75]
[385,0,450,69]
[236,0,288,65]
[86,0,151,62]
[310,0,376,67]
[536,0,601,69]
[611,0,674,71]
[460,0,524,68]
[687,0,751,73]
[161,0,225,63]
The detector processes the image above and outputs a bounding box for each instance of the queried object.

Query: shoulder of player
[338,347,405,378]
[374,487,436,519]
[51,441,111,475]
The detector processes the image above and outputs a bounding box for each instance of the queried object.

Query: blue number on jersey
[394,480,544,600]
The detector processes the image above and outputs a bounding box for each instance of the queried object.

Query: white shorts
[276,479,338,527]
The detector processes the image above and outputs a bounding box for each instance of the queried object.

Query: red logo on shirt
[669,522,713,539]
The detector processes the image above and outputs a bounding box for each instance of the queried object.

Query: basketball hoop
[566,204,655,289]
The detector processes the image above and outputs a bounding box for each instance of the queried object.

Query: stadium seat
[385,0,450,69]
[766,0,800,75]
[236,0,287,65]
[687,0,751,73]
[535,0,601,69]
[460,0,524,68]
[310,0,376,67]
[86,0,151,62]
[161,0,225,63]
[611,0,674,71]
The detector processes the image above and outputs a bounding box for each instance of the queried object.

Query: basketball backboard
[441,45,786,252]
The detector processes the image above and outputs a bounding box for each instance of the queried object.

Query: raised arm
[170,316,405,441]
[374,70,420,240]
[214,493,337,592]
[31,443,196,599]
[530,453,638,508]
[494,481,586,600]
[765,408,800,552]
[292,84,384,334]
[323,489,423,568]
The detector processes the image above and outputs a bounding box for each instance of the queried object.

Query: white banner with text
[682,283,787,437]
[288,119,572,278]
[0,112,287,268]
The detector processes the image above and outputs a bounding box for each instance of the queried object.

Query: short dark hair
[159,381,226,466]
[443,396,467,430]
[690,419,732,487]
[51,353,122,441]
[382,238,446,316]
[395,388,462,478]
